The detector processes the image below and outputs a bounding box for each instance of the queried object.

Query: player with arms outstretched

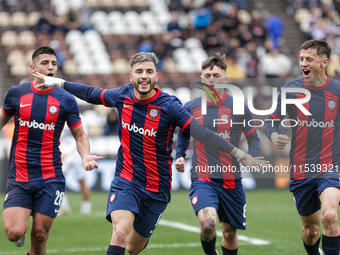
[0,46,101,255]
[265,40,340,255]
[35,52,269,255]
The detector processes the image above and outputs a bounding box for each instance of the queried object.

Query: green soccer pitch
[1,189,338,255]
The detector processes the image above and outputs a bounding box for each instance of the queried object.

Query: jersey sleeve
[63,81,120,107]
[1,87,15,116]
[168,99,191,131]
[176,101,191,159]
[169,98,236,155]
[242,104,260,157]
[264,87,286,140]
[65,96,81,128]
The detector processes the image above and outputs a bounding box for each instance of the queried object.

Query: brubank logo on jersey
[218,131,230,139]
[197,82,318,128]
[19,118,55,130]
[121,120,157,137]
[297,117,334,128]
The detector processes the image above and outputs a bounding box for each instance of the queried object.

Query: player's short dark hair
[201,52,227,71]
[32,46,57,62]
[300,40,332,59]
[130,52,159,68]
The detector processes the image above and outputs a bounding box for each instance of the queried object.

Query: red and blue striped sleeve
[1,87,15,116]
[242,104,260,157]
[171,100,236,155]
[65,95,82,128]
[63,81,120,107]
[265,88,286,140]
[176,101,191,159]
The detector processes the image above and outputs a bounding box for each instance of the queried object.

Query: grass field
[0,189,337,255]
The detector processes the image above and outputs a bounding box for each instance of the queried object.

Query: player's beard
[133,79,156,95]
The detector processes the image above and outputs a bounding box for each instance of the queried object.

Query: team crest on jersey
[221,114,229,121]
[48,104,59,116]
[109,192,116,204]
[327,100,337,111]
[148,108,160,120]
[191,195,198,206]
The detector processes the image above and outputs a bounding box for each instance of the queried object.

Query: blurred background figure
[265,14,284,49]
[260,48,292,78]
[104,109,119,136]
[59,114,92,215]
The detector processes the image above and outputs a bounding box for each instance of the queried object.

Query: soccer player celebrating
[265,40,340,255]
[0,46,102,255]
[175,53,260,255]
[34,52,269,255]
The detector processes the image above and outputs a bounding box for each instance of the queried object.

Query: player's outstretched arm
[70,124,103,171]
[189,118,271,167]
[34,72,65,88]
[33,72,109,106]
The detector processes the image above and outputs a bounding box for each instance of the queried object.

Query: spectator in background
[203,23,222,52]
[260,48,292,78]
[78,3,94,32]
[245,41,260,78]
[311,18,329,40]
[167,11,183,37]
[225,37,241,56]
[154,32,175,61]
[249,9,266,46]
[104,109,119,136]
[221,5,240,32]
[326,54,340,78]
[308,0,322,9]
[192,6,212,29]
[59,115,93,215]
[265,14,284,50]
[235,24,253,46]
[210,1,224,22]
[335,0,340,13]
[229,0,248,9]
[138,39,155,53]
[34,5,66,34]
[225,54,246,81]
[326,9,340,27]
[62,6,81,31]
[49,39,67,72]
[325,34,340,55]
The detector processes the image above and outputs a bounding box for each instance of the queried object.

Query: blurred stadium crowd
[1,0,340,158]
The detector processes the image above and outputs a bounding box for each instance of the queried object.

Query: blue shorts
[289,178,340,216]
[189,180,246,230]
[3,175,65,218]
[106,178,170,238]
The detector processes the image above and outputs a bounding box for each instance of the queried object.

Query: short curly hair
[130,52,159,68]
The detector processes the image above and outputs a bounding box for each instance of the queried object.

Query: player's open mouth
[139,81,149,87]
[302,69,310,77]
[46,73,54,76]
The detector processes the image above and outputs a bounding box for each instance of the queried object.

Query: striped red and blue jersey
[1,82,81,182]
[64,83,191,192]
[176,92,260,189]
[265,77,340,179]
